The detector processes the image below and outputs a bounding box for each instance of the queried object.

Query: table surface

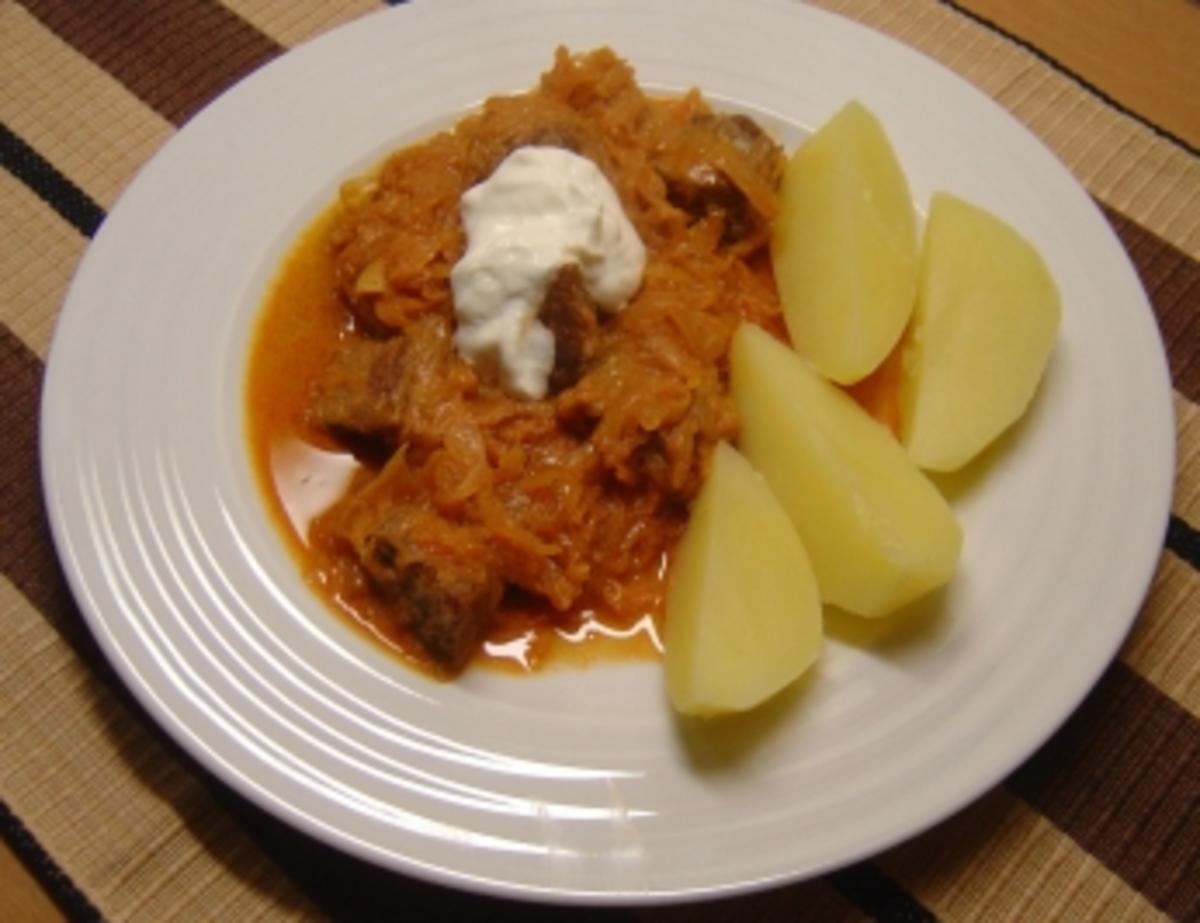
[3,1,1198,921]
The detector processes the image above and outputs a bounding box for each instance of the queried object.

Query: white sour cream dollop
[449,145,646,399]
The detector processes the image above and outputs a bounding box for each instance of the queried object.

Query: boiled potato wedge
[771,101,918,385]
[900,192,1061,471]
[731,324,962,618]
[664,442,822,717]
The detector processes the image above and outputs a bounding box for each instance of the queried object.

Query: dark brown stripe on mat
[1102,205,1200,405]
[0,325,89,640]
[1007,660,1200,920]
[17,0,283,126]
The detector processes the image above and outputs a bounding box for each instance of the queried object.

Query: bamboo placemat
[2,1,1197,920]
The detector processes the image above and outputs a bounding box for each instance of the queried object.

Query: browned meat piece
[308,315,465,447]
[541,265,600,393]
[658,112,784,246]
[329,457,503,674]
[702,113,785,187]
[666,163,757,245]
[358,520,501,673]
[309,336,407,439]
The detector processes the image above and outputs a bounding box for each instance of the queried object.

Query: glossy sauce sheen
[245,209,664,675]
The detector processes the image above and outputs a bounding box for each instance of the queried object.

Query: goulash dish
[247,48,788,674]
[246,46,1059,707]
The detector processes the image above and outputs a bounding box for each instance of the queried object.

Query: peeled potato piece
[664,442,822,717]
[731,324,962,618]
[900,192,1061,471]
[771,101,918,384]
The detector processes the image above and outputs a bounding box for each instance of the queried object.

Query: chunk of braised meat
[351,514,502,674]
[308,336,406,440]
[658,112,785,247]
[328,456,503,674]
[308,315,469,448]
[541,264,601,393]
[703,113,786,186]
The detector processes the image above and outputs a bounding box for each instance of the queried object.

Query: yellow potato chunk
[900,193,1061,471]
[731,324,962,618]
[772,101,918,384]
[664,442,822,717]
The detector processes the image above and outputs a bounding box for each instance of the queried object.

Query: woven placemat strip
[1122,550,1200,718]
[1173,395,1200,522]
[17,0,282,128]
[879,790,1165,920]
[0,175,78,358]
[0,3,173,211]
[1007,661,1199,919]
[0,575,320,922]
[811,0,1200,259]
[1105,209,1200,404]
[222,0,383,48]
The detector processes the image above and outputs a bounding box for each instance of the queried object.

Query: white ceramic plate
[41,0,1174,904]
